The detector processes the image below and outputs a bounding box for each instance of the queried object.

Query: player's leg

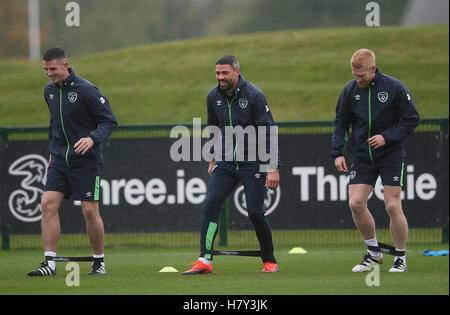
[384,185,407,250]
[348,159,383,272]
[380,156,408,272]
[239,168,278,272]
[348,184,376,241]
[383,185,408,271]
[70,163,105,275]
[82,201,104,255]
[41,191,65,253]
[349,184,384,271]
[183,163,238,275]
[82,200,106,274]
[28,164,68,276]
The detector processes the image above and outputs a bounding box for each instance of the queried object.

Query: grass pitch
[0,243,448,296]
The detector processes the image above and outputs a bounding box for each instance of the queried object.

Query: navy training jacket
[206,75,280,170]
[44,68,118,167]
[331,68,420,164]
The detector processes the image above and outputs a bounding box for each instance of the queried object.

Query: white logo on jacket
[68,92,77,103]
[238,98,248,109]
[377,92,388,103]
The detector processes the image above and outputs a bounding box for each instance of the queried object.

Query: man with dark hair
[43,46,66,61]
[183,55,280,275]
[27,46,117,276]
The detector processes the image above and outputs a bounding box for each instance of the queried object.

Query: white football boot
[352,253,383,272]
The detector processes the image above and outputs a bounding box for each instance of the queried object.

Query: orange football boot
[182,260,213,275]
[261,262,279,273]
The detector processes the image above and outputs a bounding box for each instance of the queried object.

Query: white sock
[198,257,211,265]
[44,251,56,270]
[395,249,406,264]
[93,254,105,266]
[364,238,381,257]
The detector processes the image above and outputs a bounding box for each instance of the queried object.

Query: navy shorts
[44,162,102,201]
[349,154,405,187]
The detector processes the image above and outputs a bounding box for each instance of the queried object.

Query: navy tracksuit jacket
[44,68,118,167]
[331,68,420,165]
[200,75,278,263]
[206,74,279,169]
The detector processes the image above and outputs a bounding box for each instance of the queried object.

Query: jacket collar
[369,67,382,87]
[56,67,76,88]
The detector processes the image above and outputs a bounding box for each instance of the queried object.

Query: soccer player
[183,55,280,274]
[27,46,117,276]
[331,49,420,272]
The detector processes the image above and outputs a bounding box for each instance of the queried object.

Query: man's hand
[74,137,94,155]
[367,134,386,150]
[265,169,280,190]
[208,160,216,176]
[334,156,348,173]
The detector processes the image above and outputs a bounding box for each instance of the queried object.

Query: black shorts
[44,162,102,201]
[349,154,405,187]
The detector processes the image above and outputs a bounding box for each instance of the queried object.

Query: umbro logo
[49,94,55,100]
[354,94,360,101]
[393,176,399,182]
[86,192,93,197]
[216,100,222,106]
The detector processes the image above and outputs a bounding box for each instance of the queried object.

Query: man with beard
[183,55,280,274]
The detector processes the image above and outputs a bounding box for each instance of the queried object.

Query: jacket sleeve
[207,92,219,127]
[206,92,219,160]
[253,92,280,170]
[44,92,52,142]
[331,87,352,159]
[381,84,420,145]
[86,87,118,144]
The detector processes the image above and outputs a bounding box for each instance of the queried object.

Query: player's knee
[41,196,59,214]
[204,196,222,213]
[81,203,100,220]
[385,201,403,218]
[247,210,265,222]
[349,198,366,213]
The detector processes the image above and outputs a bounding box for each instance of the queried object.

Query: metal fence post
[1,235,10,250]
[0,128,10,250]
[439,118,449,243]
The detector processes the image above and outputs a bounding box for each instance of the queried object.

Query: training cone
[289,247,307,254]
[159,266,179,272]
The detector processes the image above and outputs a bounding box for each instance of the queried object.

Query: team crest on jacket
[68,92,78,103]
[377,92,388,103]
[238,98,248,109]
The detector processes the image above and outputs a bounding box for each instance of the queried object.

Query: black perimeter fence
[0,118,448,249]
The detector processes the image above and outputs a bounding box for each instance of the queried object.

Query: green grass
[0,25,448,127]
[0,244,448,295]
